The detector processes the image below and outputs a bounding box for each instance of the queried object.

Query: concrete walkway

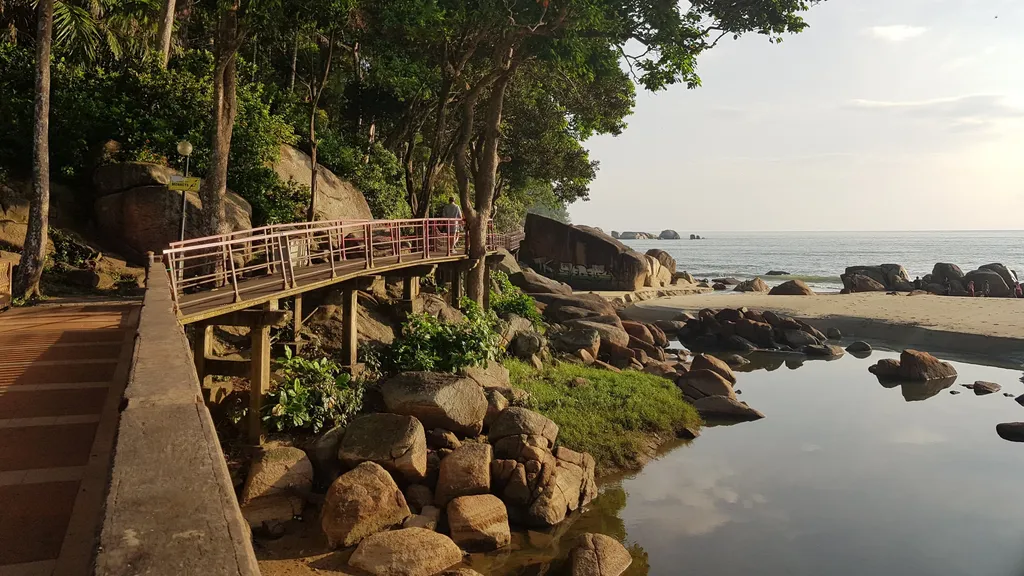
[0,303,138,576]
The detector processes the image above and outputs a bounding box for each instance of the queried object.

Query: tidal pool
[474,349,1024,576]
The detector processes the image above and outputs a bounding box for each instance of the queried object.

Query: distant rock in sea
[659,229,681,240]
[689,234,702,240]
[766,270,790,276]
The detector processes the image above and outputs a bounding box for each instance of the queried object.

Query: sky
[569,0,1024,233]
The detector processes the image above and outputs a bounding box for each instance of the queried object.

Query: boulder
[676,369,735,401]
[546,305,599,322]
[723,335,758,352]
[766,270,790,276]
[511,268,573,295]
[273,144,372,220]
[674,271,697,284]
[92,161,179,196]
[897,350,957,380]
[712,277,742,286]
[974,381,1002,395]
[338,414,427,481]
[348,528,463,576]
[551,329,601,360]
[647,323,668,348]
[734,278,769,293]
[540,293,616,321]
[733,318,775,348]
[826,327,842,340]
[435,443,493,507]
[803,344,845,358]
[403,505,440,530]
[484,389,509,427]
[499,314,535,348]
[769,279,815,296]
[570,533,632,576]
[426,428,461,451]
[654,320,688,334]
[658,229,681,240]
[404,484,434,514]
[846,341,872,354]
[869,358,901,379]
[692,396,765,422]
[321,462,411,549]
[931,263,965,284]
[94,185,251,257]
[996,423,1024,443]
[621,321,655,345]
[879,264,912,287]
[843,273,886,293]
[240,446,313,528]
[645,248,677,275]
[493,248,522,276]
[690,354,736,384]
[782,329,819,348]
[643,362,680,379]
[309,425,346,486]
[447,494,511,551]
[642,254,673,287]
[601,341,636,368]
[419,293,466,323]
[489,407,559,449]
[965,268,1011,297]
[628,335,666,362]
[461,362,511,390]
[554,446,598,508]
[382,372,488,436]
[712,283,727,291]
[562,319,629,349]
[510,331,544,360]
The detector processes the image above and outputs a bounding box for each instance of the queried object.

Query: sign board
[168,176,200,192]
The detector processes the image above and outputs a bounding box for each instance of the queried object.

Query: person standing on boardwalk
[441,196,463,250]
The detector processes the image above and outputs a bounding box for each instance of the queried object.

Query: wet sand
[622,292,1024,367]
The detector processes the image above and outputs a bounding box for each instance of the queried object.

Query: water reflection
[490,350,1024,576]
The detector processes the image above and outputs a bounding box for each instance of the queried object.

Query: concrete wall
[95,261,260,575]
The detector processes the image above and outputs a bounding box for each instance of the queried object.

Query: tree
[412,0,822,304]
[13,0,54,299]
[156,0,176,66]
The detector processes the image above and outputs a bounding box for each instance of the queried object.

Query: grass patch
[506,359,701,473]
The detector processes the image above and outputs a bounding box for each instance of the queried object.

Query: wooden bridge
[161,217,522,442]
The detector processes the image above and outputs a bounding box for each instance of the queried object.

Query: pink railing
[162,218,522,312]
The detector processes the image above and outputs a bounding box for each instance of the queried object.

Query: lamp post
[176,140,193,242]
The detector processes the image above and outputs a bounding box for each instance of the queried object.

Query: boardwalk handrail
[163,217,522,315]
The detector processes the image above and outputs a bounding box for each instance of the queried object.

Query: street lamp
[176,140,193,242]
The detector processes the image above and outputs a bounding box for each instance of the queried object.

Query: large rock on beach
[676,369,735,401]
[844,273,886,292]
[570,533,633,576]
[539,293,616,321]
[488,407,559,449]
[980,263,1018,290]
[869,350,957,381]
[769,279,816,296]
[321,462,411,549]
[551,328,601,360]
[931,263,965,284]
[621,321,655,345]
[562,319,629,349]
[734,278,769,293]
[690,354,736,384]
[240,446,312,528]
[348,528,463,576]
[381,372,488,436]
[692,396,764,422]
[460,362,511,389]
[965,268,1011,297]
[511,268,573,295]
[645,248,677,275]
[338,413,427,481]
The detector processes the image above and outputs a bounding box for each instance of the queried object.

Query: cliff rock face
[273,145,372,221]
[521,213,652,290]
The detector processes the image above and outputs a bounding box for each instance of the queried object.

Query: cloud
[844,94,1024,130]
[869,25,927,42]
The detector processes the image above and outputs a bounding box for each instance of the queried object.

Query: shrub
[262,347,363,433]
[380,297,502,374]
[490,271,543,325]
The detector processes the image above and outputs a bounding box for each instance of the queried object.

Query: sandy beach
[623,292,1024,367]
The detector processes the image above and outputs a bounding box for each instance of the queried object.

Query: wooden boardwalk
[0,303,138,576]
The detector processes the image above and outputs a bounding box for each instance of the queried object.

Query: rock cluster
[840,264,912,293]
[841,262,1021,297]
[868,349,957,381]
[670,307,842,357]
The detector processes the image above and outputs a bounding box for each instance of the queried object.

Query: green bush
[262,347,364,433]
[380,298,502,374]
[490,271,543,325]
[506,359,701,473]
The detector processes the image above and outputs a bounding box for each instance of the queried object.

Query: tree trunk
[305,30,334,222]
[199,5,240,237]
[289,33,298,92]
[156,0,176,67]
[14,0,53,300]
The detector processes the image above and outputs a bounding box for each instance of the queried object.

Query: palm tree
[14,0,54,299]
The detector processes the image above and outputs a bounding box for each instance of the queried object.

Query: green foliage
[47,228,95,269]
[262,347,364,433]
[506,359,701,472]
[0,46,299,225]
[380,297,502,374]
[316,138,410,219]
[490,271,542,325]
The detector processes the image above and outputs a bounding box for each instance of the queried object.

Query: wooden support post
[340,288,358,370]
[191,324,212,388]
[248,300,276,445]
[402,276,419,301]
[293,294,303,340]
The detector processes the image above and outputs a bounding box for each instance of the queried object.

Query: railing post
[328,227,338,278]
[365,223,374,270]
[227,246,241,302]
[422,219,429,260]
[393,221,401,263]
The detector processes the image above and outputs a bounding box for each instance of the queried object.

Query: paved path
[0,303,138,576]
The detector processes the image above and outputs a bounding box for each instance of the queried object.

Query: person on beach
[983,281,991,297]
[944,280,951,296]
[913,277,922,290]
[440,195,462,250]
[967,280,975,297]
[1016,282,1023,298]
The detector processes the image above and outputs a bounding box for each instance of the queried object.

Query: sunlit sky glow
[570,0,1024,232]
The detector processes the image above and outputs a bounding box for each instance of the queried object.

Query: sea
[621,230,1024,293]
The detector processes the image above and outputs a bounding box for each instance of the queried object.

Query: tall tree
[156,0,175,66]
[14,0,54,299]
